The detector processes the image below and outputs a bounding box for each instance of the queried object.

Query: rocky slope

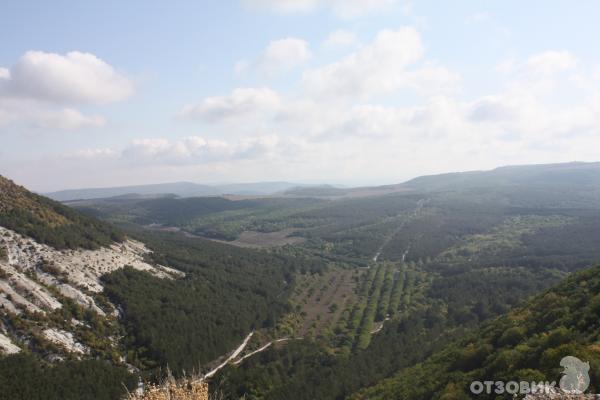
[0,175,185,360]
[0,225,182,356]
[0,226,180,312]
[0,332,20,354]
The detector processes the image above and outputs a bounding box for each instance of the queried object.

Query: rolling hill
[401,162,600,192]
[45,181,320,201]
[278,162,600,199]
[48,162,600,203]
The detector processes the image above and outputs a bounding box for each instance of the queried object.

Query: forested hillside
[69,195,326,241]
[352,264,600,399]
[0,175,124,249]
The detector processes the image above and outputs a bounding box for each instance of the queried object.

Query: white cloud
[234,37,311,77]
[0,51,133,104]
[303,27,458,98]
[494,50,581,96]
[32,108,106,130]
[69,148,117,159]
[179,87,281,123]
[335,104,409,137]
[404,63,460,95]
[257,38,311,76]
[0,98,105,130]
[243,0,398,18]
[235,134,280,159]
[468,96,518,123]
[303,27,422,97]
[121,137,231,164]
[74,135,281,166]
[526,50,578,75]
[323,29,358,48]
[0,51,131,132]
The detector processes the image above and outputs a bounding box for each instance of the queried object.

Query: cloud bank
[0,51,133,131]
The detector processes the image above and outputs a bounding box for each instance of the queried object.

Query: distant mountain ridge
[283,162,600,198]
[402,161,600,192]
[44,162,600,202]
[45,181,319,201]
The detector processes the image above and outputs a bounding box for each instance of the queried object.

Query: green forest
[102,231,326,374]
[0,354,136,400]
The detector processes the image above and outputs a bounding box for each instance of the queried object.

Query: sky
[1,1,600,192]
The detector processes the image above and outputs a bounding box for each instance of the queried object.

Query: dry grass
[127,376,210,400]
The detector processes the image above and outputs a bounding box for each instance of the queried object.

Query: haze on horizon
[1,1,600,192]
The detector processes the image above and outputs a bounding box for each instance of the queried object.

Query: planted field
[208,228,306,248]
[387,266,405,315]
[289,267,362,342]
[354,263,386,349]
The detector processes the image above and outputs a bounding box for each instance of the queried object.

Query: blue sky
[1,1,599,191]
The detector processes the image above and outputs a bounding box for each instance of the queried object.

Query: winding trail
[233,338,292,365]
[201,331,254,380]
[200,333,299,381]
